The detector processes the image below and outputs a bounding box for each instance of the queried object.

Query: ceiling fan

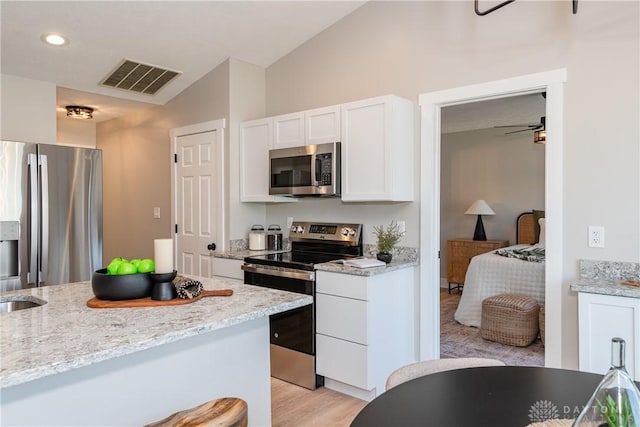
[495,116,545,134]
[495,116,546,143]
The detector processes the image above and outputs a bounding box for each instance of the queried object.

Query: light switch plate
[153,207,161,219]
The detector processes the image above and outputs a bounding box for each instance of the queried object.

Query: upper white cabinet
[341,95,415,202]
[272,112,305,149]
[239,95,414,203]
[272,106,341,149]
[305,105,341,145]
[239,118,296,203]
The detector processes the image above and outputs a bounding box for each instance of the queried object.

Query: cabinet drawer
[211,258,243,280]
[316,334,370,390]
[316,271,368,300]
[316,293,367,344]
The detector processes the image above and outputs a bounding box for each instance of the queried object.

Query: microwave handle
[314,158,321,186]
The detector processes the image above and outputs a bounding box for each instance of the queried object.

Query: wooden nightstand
[446,239,509,293]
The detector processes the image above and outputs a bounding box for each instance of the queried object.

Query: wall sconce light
[66,105,94,120]
[465,199,495,241]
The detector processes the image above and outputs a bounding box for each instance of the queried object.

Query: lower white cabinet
[578,292,640,380]
[316,268,416,400]
[212,257,244,280]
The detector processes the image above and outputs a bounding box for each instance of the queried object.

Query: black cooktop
[244,251,355,271]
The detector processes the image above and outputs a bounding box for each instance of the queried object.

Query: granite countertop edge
[213,249,288,260]
[0,276,311,389]
[570,278,640,298]
[315,258,419,276]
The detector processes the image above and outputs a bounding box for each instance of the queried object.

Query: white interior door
[174,123,225,277]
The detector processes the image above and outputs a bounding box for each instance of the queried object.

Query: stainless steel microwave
[269,142,341,197]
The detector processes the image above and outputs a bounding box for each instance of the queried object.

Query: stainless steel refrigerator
[0,141,102,291]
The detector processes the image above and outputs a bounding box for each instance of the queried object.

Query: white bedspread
[454,244,545,328]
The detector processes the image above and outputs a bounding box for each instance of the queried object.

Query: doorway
[418,69,566,367]
[439,94,546,365]
[170,119,226,277]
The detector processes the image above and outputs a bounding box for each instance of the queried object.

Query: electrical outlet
[286,216,294,230]
[153,207,161,219]
[397,220,406,234]
[588,226,605,248]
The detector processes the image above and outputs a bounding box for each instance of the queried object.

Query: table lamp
[464,200,495,241]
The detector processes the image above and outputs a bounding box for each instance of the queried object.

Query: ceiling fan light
[534,129,546,144]
[66,105,94,120]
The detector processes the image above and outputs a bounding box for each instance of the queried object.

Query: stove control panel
[289,221,362,245]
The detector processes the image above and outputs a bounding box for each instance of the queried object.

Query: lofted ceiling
[2,1,544,129]
[1,1,366,122]
[442,93,546,135]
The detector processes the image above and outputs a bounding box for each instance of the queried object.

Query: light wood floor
[271,378,367,427]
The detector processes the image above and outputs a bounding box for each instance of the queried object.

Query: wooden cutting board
[87,289,233,309]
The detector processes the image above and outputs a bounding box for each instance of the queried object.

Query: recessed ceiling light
[41,32,69,47]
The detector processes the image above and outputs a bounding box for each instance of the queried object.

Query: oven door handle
[241,264,315,281]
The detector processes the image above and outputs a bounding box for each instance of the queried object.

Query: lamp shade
[464,200,495,216]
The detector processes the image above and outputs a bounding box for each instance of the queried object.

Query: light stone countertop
[315,257,418,276]
[0,276,311,389]
[213,249,288,261]
[570,278,640,298]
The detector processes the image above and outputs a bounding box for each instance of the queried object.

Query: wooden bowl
[91,269,153,300]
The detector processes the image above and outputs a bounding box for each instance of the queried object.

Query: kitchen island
[0,275,312,426]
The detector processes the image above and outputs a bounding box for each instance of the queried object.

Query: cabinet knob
[207,243,216,251]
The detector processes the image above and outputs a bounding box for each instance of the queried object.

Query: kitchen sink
[0,296,47,313]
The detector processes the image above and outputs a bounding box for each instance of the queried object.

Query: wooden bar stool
[145,397,248,427]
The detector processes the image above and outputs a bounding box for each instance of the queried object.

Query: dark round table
[350,366,609,427]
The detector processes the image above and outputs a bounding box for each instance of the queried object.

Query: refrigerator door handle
[27,153,39,285]
[39,154,49,286]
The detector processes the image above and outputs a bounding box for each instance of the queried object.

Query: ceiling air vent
[101,59,181,95]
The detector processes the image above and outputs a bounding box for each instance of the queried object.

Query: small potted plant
[373,221,404,264]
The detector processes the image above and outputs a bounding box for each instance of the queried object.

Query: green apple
[116,262,137,275]
[130,258,141,269]
[107,261,121,275]
[137,258,155,273]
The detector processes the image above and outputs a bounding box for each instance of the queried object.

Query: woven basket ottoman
[481,294,540,347]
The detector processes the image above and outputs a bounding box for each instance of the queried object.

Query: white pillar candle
[154,238,174,274]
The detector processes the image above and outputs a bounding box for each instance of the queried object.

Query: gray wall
[264,1,639,368]
[97,60,231,262]
[1,74,56,144]
[439,127,545,277]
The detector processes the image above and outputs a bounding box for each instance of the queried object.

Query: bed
[453,212,545,328]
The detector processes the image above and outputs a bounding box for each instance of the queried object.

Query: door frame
[418,69,566,367]
[170,119,227,266]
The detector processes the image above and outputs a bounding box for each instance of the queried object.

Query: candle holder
[150,270,178,301]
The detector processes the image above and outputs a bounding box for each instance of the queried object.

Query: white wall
[440,127,545,276]
[97,61,231,263]
[57,117,96,148]
[228,59,267,241]
[264,1,639,368]
[1,74,56,143]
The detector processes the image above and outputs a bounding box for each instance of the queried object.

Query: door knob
[207,243,216,251]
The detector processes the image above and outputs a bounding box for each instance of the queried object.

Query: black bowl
[91,269,153,300]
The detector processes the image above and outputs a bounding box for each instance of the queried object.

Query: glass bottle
[573,337,640,426]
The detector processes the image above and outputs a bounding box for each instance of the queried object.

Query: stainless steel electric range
[242,221,363,390]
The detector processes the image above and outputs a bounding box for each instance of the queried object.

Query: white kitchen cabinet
[239,118,297,203]
[341,95,415,202]
[212,257,243,280]
[272,112,305,149]
[578,292,640,380]
[316,268,416,400]
[305,105,341,145]
[272,106,341,148]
